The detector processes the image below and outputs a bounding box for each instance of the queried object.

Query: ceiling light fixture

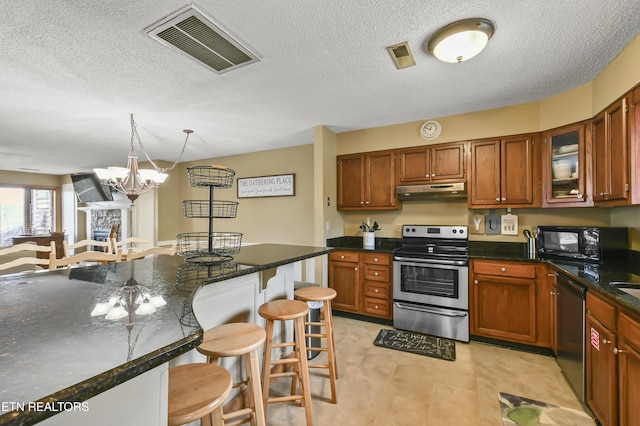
[427,18,495,63]
[94,114,192,202]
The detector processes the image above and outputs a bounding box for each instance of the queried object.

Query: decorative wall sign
[237,174,295,198]
[485,211,501,235]
[501,213,518,235]
[469,214,485,234]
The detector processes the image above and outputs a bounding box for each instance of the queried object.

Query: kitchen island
[0,243,331,425]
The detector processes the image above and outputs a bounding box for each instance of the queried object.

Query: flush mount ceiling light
[427,18,495,63]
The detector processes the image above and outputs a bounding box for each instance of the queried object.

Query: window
[0,187,56,246]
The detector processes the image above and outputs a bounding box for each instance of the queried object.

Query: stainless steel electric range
[393,224,469,342]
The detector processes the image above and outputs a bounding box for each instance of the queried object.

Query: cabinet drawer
[364,264,389,282]
[329,251,360,263]
[363,253,390,266]
[363,298,391,317]
[587,292,617,330]
[364,282,390,299]
[473,260,536,279]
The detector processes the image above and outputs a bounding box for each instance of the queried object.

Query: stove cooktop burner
[394,224,469,260]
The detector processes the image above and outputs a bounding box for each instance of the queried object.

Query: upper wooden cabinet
[468,134,539,208]
[591,92,632,205]
[542,122,592,207]
[337,150,397,210]
[397,142,466,184]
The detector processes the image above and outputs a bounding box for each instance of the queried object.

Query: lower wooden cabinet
[586,292,618,426]
[586,292,640,426]
[616,313,640,426]
[470,260,553,347]
[328,251,360,312]
[328,250,392,319]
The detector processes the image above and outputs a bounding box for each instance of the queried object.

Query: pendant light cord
[129,113,191,173]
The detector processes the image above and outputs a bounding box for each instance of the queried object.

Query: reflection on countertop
[0,243,332,425]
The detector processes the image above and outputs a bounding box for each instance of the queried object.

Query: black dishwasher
[556,271,587,403]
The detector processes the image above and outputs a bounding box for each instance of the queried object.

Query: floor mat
[373,328,455,361]
[499,392,595,425]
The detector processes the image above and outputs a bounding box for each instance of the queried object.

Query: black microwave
[535,226,628,263]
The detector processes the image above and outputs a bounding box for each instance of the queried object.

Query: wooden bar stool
[197,322,267,426]
[294,286,338,404]
[168,363,233,426]
[258,299,314,425]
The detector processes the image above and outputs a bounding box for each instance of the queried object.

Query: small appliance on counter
[535,226,628,263]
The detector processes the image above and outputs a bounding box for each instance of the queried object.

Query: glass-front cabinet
[542,122,590,206]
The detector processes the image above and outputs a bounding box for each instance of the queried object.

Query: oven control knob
[453,229,457,233]
[459,229,464,234]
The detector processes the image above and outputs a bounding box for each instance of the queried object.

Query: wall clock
[420,120,442,140]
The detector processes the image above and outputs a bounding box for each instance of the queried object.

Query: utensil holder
[363,232,375,249]
[527,238,536,257]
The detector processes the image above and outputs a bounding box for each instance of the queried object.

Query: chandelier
[94,114,192,201]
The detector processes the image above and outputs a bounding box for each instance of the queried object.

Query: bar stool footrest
[268,395,304,404]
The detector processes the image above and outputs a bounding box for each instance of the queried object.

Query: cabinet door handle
[577,193,583,199]
[431,173,436,177]
[473,280,478,285]
[374,288,379,293]
[495,197,500,201]
[374,272,379,276]
[550,291,556,295]
[374,305,379,309]
[501,267,506,272]
[602,338,611,345]
[374,257,378,262]
[354,267,358,271]
[501,197,506,201]
[360,201,365,205]
[340,255,345,259]
[365,201,370,205]
[613,347,624,355]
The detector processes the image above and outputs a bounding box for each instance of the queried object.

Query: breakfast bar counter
[0,243,332,425]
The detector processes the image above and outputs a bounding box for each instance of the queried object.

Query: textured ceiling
[0,1,639,175]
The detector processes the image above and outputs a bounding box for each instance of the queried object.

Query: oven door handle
[393,302,468,317]
[393,256,468,266]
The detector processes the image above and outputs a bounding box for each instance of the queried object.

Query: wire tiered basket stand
[175,165,242,299]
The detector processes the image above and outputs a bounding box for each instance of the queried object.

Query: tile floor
[266,316,595,426]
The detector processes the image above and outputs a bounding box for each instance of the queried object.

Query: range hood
[397,182,467,201]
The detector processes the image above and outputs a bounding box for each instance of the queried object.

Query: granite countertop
[0,243,332,425]
[327,237,640,318]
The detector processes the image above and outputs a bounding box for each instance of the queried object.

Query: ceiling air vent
[387,41,416,69]
[145,5,261,74]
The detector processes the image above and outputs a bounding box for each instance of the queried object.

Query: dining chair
[50,249,122,270]
[125,244,177,261]
[0,242,56,273]
[111,237,150,256]
[63,239,112,256]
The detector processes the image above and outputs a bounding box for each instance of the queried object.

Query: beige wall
[159,144,316,246]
